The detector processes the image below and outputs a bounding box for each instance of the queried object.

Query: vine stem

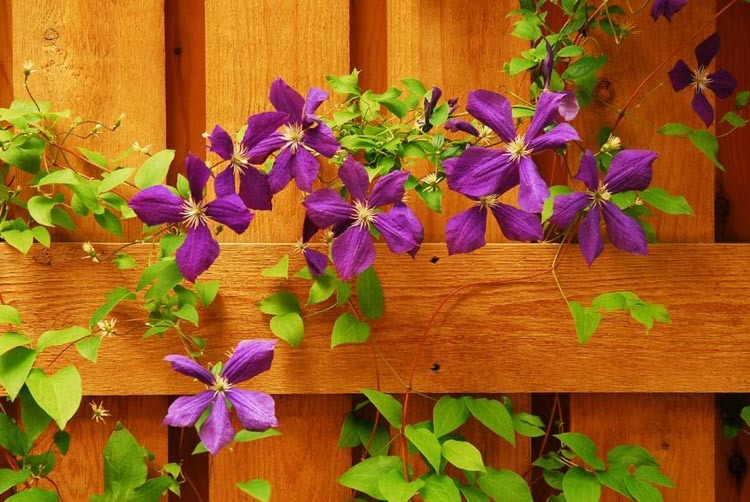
[611,0,740,132]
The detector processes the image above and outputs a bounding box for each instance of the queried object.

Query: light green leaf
[361,388,403,429]
[237,479,271,501]
[78,147,108,169]
[563,467,601,502]
[378,469,424,502]
[30,226,50,247]
[607,445,659,468]
[466,398,515,445]
[0,347,37,400]
[19,386,51,441]
[234,428,281,443]
[94,209,124,236]
[508,57,538,76]
[338,455,401,499]
[261,255,289,279]
[634,465,674,488]
[98,168,135,193]
[92,423,148,501]
[357,266,384,319]
[76,336,102,363]
[37,326,90,351]
[657,123,691,136]
[688,129,724,171]
[624,475,663,502]
[7,488,58,501]
[741,405,750,426]
[307,273,337,305]
[90,287,136,328]
[28,194,64,227]
[114,253,137,270]
[331,312,370,348]
[0,414,29,456]
[258,291,300,315]
[477,468,532,502]
[35,169,80,187]
[557,45,585,58]
[405,425,442,473]
[174,304,199,326]
[2,229,34,254]
[270,313,304,347]
[441,440,485,472]
[562,55,607,81]
[195,280,220,308]
[433,396,470,437]
[638,187,693,215]
[0,468,32,494]
[0,305,22,326]
[420,474,461,502]
[569,301,601,345]
[555,432,606,470]
[26,366,82,430]
[134,149,175,189]
[736,90,750,109]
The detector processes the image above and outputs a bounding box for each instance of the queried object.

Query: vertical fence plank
[8,2,169,499]
[715,1,750,499]
[204,1,353,498]
[0,0,11,107]
[569,2,717,499]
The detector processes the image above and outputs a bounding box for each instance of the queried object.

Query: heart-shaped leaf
[26,366,82,430]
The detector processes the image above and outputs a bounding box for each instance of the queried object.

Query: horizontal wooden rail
[1,243,749,395]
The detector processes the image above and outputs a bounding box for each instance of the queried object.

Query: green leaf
[466,398,515,445]
[562,467,601,502]
[237,479,271,501]
[90,287,136,328]
[30,226,50,247]
[688,129,724,171]
[93,423,148,501]
[338,455,402,499]
[94,209,124,236]
[269,313,304,347]
[569,301,601,345]
[132,477,173,501]
[0,414,29,456]
[555,432,605,469]
[657,123,691,136]
[512,20,542,40]
[0,468,32,494]
[331,312,370,348]
[607,445,659,468]
[0,347,37,400]
[441,440,485,472]
[140,259,184,300]
[638,187,693,215]
[721,111,746,128]
[477,467,533,502]
[433,396,470,437]
[597,467,631,497]
[543,185,572,223]
[513,412,546,438]
[174,304,199,326]
[308,273,337,305]
[234,428,281,443]
[26,366,82,430]
[195,280,220,308]
[2,229,34,254]
[624,475,664,502]
[98,168,135,193]
[79,147,108,169]
[634,465,674,487]
[741,405,750,427]
[134,149,175,189]
[557,45,585,58]
[0,136,45,174]
[562,55,607,81]
[37,326,90,351]
[258,291,300,315]
[35,169,80,187]
[7,488,58,501]
[54,430,70,454]
[378,469,424,502]
[76,336,102,362]
[261,255,289,279]
[508,57,538,76]
[419,474,461,502]
[338,414,361,448]
[736,90,750,109]
[361,388,403,428]
[357,266,384,319]
[0,305,22,326]
[19,386,51,441]
[405,425,442,472]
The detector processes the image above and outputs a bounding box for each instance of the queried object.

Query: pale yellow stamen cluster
[181,199,209,229]
[506,134,532,162]
[230,143,251,175]
[97,318,118,337]
[293,239,309,254]
[420,172,441,192]
[692,66,712,94]
[211,375,233,394]
[477,125,494,146]
[475,194,501,209]
[90,401,111,424]
[588,181,612,205]
[352,200,376,228]
[280,123,306,153]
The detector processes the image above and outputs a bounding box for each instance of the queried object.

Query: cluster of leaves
[535,433,673,501]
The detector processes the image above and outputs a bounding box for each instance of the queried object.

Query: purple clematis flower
[302,157,424,280]
[164,339,278,455]
[668,33,737,127]
[250,78,340,194]
[294,216,328,277]
[650,0,687,22]
[550,149,657,265]
[444,156,543,255]
[445,90,580,213]
[207,111,288,210]
[128,153,252,282]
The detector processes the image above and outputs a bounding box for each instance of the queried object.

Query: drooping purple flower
[207,111,288,210]
[249,78,340,194]
[164,339,278,455]
[294,215,328,277]
[421,87,457,133]
[668,33,737,126]
[445,90,580,213]
[550,150,657,265]
[128,154,253,282]
[302,157,423,279]
[650,0,687,22]
[443,155,543,255]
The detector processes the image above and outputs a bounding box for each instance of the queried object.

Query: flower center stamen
[231,143,250,175]
[293,239,309,254]
[352,200,376,228]
[211,376,233,394]
[421,172,441,192]
[475,194,500,209]
[280,123,306,153]
[589,181,612,205]
[506,134,533,161]
[692,66,712,94]
[477,125,494,146]
[181,199,209,229]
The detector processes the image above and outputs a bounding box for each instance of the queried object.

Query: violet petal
[239,168,273,211]
[247,134,286,164]
[579,205,604,266]
[304,88,329,118]
[602,202,648,256]
[369,170,409,208]
[517,157,549,213]
[227,389,279,431]
[332,225,376,280]
[303,120,340,158]
[222,339,276,384]
[575,150,599,191]
[695,32,720,68]
[668,60,694,92]
[526,92,564,141]
[304,248,328,277]
[466,90,516,143]
[707,69,738,99]
[164,391,214,427]
[176,224,220,282]
[199,396,235,455]
[164,355,214,385]
[207,125,234,161]
[527,122,580,152]
[446,206,487,255]
[268,148,294,194]
[445,119,480,136]
[186,153,211,203]
[243,111,289,150]
[373,206,422,254]
[558,90,580,121]
[550,192,590,229]
[128,185,184,226]
[444,147,516,198]
[269,78,304,124]
[391,203,424,257]
[338,157,370,201]
[290,147,321,192]
[603,150,656,193]
[205,194,253,234]
[303,188,353,228]
[490,203,543,242]
[214,168,236,198]
[692,91,714,127]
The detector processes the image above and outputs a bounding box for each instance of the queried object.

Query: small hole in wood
[729,453,747,477]
[174,46,183,56]
[429,256,440,264]
[430,363,441,372]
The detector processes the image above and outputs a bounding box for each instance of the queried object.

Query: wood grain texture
[10,0,166,241]
[3,242,749,395]
[0,0,11,107]
[572,0,715,243]
[386,0,525,243]
[204,0,349,243]
[209,394,351,500]
[570,394,715,501]
[350,0,387,93]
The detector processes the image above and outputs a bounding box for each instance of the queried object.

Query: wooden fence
[1,0,749,500]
